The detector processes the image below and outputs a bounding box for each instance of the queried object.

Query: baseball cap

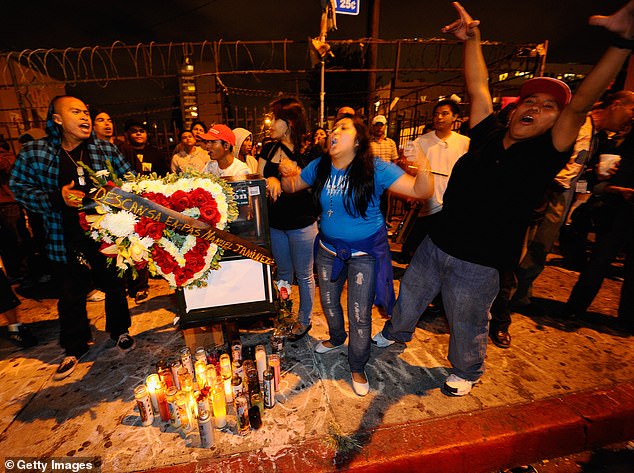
[124,119,147,132]
[519,77,572,110]
[372,115,387,125]
[199,124,236,146]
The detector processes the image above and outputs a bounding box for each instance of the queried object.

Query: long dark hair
[270,97,307,154]
[312,116,375,218]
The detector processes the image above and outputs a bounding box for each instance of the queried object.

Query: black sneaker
[8,325,38,348]
[134,289,149,304]
[116,333,136,351]
[53,356,78,380]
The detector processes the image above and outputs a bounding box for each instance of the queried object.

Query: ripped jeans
[316,245,376,373]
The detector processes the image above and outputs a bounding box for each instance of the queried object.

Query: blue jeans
[270,222,318,326]
[316,246,375,373]
[382,237,499,381]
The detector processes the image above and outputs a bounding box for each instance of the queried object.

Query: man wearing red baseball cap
[374,0,634,397]
[200,124,249,177]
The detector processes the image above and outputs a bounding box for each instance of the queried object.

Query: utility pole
[366,0,380,118]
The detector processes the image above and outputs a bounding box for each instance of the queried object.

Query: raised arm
[442,2,493,128]
[387,142,434,200]
[552,1,634,151]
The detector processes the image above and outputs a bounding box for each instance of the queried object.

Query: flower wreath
[80,169,238,288]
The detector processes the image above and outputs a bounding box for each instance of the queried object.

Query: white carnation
[100,211,138,238]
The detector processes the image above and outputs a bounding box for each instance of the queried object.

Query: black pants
[53,237,131,357]
[489,270,517,333]
[566,204,633,330]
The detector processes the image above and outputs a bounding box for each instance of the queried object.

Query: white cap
[372,115,387,125]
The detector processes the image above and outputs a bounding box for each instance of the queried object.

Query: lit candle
[255,345,267,385]
[195,360,207,389]
[155,383,171,422]
[268,354,281,390]
[219,354,232,379]
[212,381,227,428]
[206,365,217,387]
[145,374,160,413]
[223,374,233,404]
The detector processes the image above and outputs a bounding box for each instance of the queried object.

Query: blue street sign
[335,0,360,16]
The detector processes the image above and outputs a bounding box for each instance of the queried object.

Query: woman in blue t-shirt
[279,115,433,396]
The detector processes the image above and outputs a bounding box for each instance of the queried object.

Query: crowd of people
[1,2,633,404]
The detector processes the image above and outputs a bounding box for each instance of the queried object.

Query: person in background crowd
[369,115,398,163]
[303,127,328,163]
[336,106,356,121]
[190,120,208,144]
[562,126,634,332]
[279,114,433,396]
[259,97,319,343]
[370,114,400,223]
[398,99,470,264]
[1,267,37,347]
[232,127,258,173]
[0,140,37,348]
[201,124,249,177]
[10,95,136,379]
[373,0,634,397]
[90,109,125,148]
[170,129,209,173]
[119,119,169,177]
[0,139,31,283]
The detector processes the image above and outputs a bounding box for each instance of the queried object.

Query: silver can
[263,368,275,409]
[198,410,214,448]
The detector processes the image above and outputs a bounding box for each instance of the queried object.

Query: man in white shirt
[399,99,470,262]
[201,124,250,178]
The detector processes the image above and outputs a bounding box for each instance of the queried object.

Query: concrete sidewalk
[0,259,632,473]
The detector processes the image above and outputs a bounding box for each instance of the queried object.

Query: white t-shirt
[414,130,470,217]
[203,158,250,178]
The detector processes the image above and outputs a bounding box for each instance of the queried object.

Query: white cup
[598,154,621,177]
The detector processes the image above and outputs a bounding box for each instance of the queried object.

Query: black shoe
[287,323,312,342]
[53,356,79,380]
[115,333,136,351]
[490,330,511,349]
[8,325,38,348]
[134,289,149,304]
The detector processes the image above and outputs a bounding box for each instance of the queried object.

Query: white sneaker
[443,374,477,396]
[371,331,395,348]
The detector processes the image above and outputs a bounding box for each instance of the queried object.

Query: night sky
[1,1,628,64]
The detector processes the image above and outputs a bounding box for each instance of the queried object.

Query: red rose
[143,192,171,209]
[152,246,177,274]
[192,239,210,256]
[135,217,165,240]
[170,190,192,212]
[199,201,220,226]
[78,212,90,231]
[190,188,213,207]
[175,266,195,286]
[280,287,289,300]
[185,251,205,272]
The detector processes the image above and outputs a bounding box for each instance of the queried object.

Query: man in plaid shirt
[10,95,136,380]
